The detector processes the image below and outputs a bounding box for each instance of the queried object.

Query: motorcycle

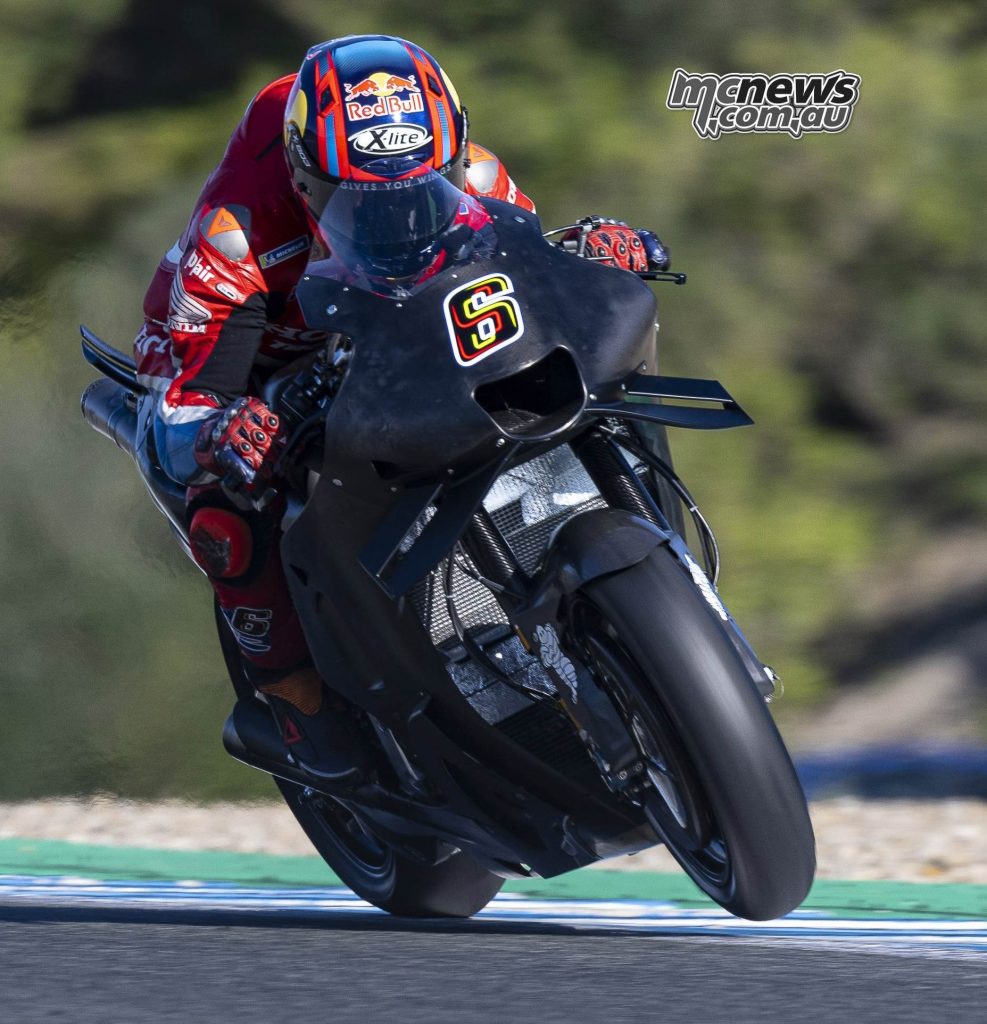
[80,167,815,921]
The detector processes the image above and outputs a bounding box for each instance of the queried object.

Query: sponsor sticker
[184,250,215,284]
[207,207,242,237]
[168,320,207,334]
[534,624,579,703]
[222,606,273,655]
[287,132,312,169]
[349,123,432,156]
[681,553,729,620]
[258,236,310,269]
[169,272,210,325]
[667,68,860,139]
[443,273,525,366]
[215,281,242,302]
[343,71,424,122]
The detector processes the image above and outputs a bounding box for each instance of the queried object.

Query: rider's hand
[635,229,671,272]
[574,218,671,273]
[194,396,284,493]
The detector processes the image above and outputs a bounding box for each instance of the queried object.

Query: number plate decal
[443,273,525,366]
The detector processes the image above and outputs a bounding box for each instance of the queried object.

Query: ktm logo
[443,274,525,366]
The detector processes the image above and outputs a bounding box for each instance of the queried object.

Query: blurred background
[1,0,986,801]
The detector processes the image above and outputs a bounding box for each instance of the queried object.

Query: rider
[134,34,667,782]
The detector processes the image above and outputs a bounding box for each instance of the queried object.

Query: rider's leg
[187,490,366,780]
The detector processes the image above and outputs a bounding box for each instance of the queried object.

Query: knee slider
[189,506,254,579]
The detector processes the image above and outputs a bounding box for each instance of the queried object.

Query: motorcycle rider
[135,34,667,782]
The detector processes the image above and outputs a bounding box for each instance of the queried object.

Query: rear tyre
[275,778,504,918]
[216,602,503,918]
[575,543,815,920]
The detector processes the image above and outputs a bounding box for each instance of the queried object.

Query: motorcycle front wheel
[275,778,504,918]
[573,544,815,920]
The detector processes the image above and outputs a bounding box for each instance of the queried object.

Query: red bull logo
[384,75,418,92]
[344,71,424,121]
[345,79,380,98]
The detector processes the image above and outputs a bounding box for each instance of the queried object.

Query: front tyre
[275,778,504,918]
[575,544,815,920]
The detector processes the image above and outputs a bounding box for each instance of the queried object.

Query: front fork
[573,428,778,702]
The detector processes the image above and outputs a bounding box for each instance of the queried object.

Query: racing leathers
[134,74,536,684]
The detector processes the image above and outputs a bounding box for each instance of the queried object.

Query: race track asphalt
[1,903,983,1024]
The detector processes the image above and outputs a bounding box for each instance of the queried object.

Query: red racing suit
[135,74,535,680]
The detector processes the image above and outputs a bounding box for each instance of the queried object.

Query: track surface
[2,879,985,1023]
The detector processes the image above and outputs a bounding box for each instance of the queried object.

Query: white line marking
[2,876,984,957]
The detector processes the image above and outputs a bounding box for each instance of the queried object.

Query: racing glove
[574,218,671,273]
[194,396,284,494]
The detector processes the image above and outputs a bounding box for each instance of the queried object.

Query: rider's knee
[188,505,254,579]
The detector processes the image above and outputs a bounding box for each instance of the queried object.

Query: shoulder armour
[465,142,500,195]
[199,205,252,261]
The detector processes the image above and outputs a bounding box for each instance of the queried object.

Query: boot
[258,666,369,783]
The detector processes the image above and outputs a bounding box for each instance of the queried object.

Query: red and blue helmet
[284,35,468,229]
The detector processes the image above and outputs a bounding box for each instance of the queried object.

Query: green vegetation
[2,1,985,797]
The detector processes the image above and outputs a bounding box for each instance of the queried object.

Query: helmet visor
[317,158,463,281]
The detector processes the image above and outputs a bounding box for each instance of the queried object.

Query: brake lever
[636,270,688,285]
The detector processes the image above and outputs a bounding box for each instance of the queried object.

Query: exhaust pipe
[81,376,190,545]
[81,378,139,457]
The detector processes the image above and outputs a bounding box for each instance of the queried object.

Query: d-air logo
[443,273,525,366]
[184,250,217,285]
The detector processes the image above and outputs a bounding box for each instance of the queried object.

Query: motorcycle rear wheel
[575,544,815,920]
[275,779,504,917]
[216,601,503,918]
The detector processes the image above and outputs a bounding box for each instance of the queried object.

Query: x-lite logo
[349,123,431,156]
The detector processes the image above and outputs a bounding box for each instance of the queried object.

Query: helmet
[283,35,468,234]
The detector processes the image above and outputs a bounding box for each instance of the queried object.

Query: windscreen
[315,157,497,296]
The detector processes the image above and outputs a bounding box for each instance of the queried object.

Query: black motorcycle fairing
[278,448,638,806]
[357,445,521,598]
[280,450,642,880]
[294,199,658,470]
[279,207,678,875]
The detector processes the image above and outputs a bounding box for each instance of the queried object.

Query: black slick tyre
[217,602,503,919]
[576,543,815,920]
[275,778,504,918]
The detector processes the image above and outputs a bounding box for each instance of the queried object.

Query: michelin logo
[258,236,310,269]
[535,624,579,704]
[681,553,729,621]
